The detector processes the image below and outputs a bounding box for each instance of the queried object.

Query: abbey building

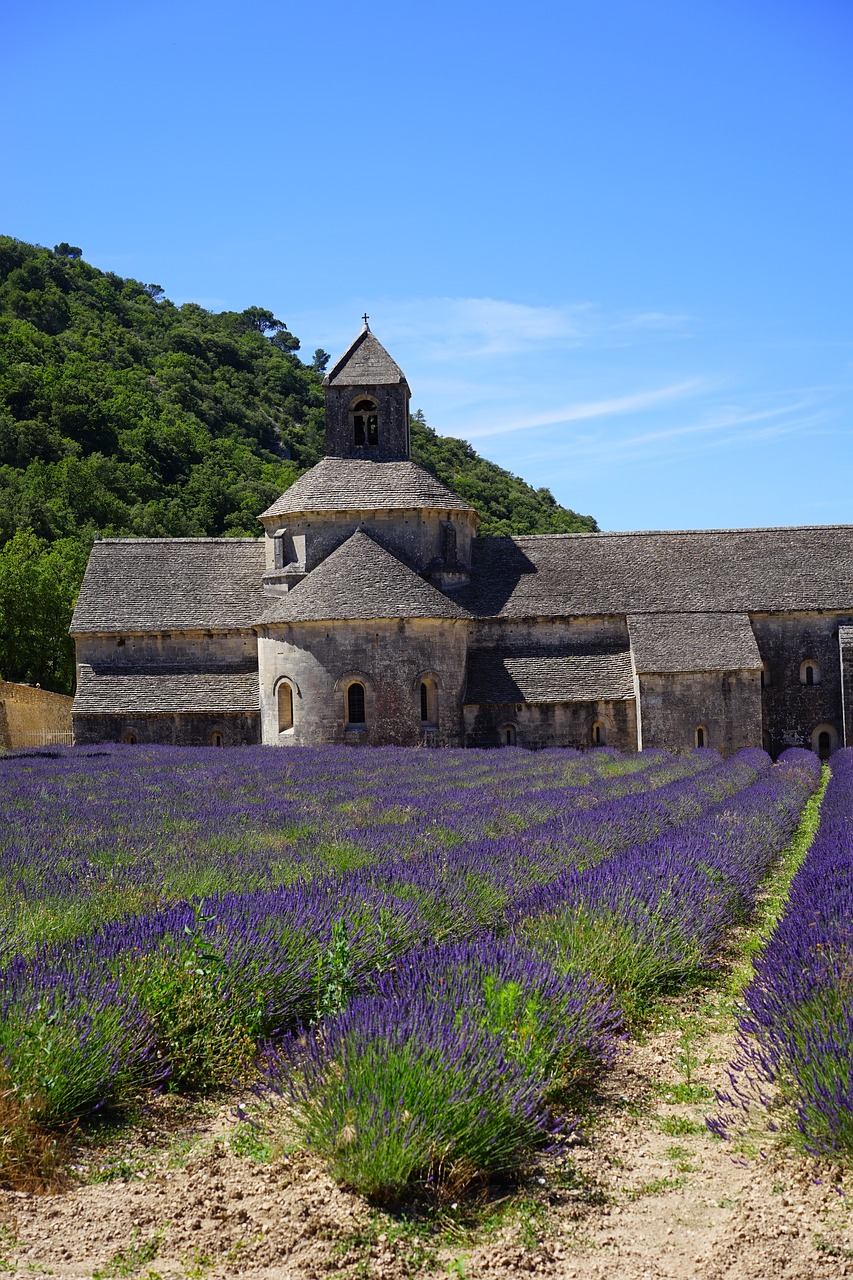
[71,325,853,757]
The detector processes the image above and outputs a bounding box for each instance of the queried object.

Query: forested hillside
[0,237,597,692]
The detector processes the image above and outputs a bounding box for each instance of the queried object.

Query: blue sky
[4,0,853,531]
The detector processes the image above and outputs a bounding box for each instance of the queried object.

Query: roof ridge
[506,523,853,541]
[94,537,260,545]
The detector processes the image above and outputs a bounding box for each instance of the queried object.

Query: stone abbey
[71,324,853,756]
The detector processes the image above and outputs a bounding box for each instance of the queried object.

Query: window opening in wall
[800,660,821,686]
[212,732,224,747]
[278,682,294,732]
[123,732,136,744]
[591,721,606,746]
[420,682,429,722]
[806,665,814,686]
[818,730,831,758]
[500,724,517,747]
[347,682,366,724]
[695,725,707,749]
[351,398,379,447]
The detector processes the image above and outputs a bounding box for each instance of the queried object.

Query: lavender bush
[717,749,853,1157]
[266,937,619,1201]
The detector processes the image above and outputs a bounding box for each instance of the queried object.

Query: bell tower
[322,319,411,461]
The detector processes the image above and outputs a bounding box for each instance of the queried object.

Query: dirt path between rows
[3,984,851,1280]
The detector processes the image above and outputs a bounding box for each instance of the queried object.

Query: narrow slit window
[420,682,429,722]
[347,682,366,724]
[278,683,294,732]
[212,732,224,748]
[695,725,707,749]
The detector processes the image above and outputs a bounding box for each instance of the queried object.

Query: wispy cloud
[525,400,826,468]
[461,380,703,439]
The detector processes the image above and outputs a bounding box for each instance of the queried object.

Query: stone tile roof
[73,665,260,714]
[462,526,853,618]
[323,326,409,387]
[259,529,470,625]
[628,613,761,673]
[70,539,265,634]
[259,458,475,520]
[465,647,635,704]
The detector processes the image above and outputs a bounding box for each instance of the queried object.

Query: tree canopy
[0,236,597,692]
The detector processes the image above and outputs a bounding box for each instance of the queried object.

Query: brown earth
[3,990,851,1280]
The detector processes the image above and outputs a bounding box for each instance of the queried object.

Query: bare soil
[3,991,852,1280]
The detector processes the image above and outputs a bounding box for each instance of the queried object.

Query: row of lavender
[266,748,821,1196]
[0,744,821,1199]
[719,749,853,1158]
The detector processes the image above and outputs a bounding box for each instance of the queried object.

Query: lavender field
[0,742,824,1198]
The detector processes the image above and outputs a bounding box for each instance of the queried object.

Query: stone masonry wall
[464,697,637,751]
[0,680,73,748]
[750,612,852,755]
[258,617,468,747]
[72,712,260,747]
[637,669,761,755]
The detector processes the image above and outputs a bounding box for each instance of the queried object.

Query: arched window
[350,397,379,448]
[695,725,707,749]
[347,681,366,725]
[499,724,517,747]
[800,660,821,686]
[278,682,294,732]
[212,731,224,748]
[123,732,136,745]
[591,721,606,746]
[811,724,837,758]
[419,678,438,726]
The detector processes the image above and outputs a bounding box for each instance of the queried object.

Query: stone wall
[463,697,637,751]
[471,614,629,650]
[751,612,852,755]
[74,630,257,668]
[636,669,761,755]
[72,712,260,747]
[325,382,410,461]
[0,680,74,748]
[259,506,477,578]
[258,617,469,747]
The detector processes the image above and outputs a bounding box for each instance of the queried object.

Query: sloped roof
[71,539,265,633]
[628,613,761,673]
[259,458,476,520]
[73,665,259,714]
[461,526,853,618]
[258,529,470,625]
[323,326,408,387]
[465,648,635,704]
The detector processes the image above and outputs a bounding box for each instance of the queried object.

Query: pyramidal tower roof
[323,322,409,388]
